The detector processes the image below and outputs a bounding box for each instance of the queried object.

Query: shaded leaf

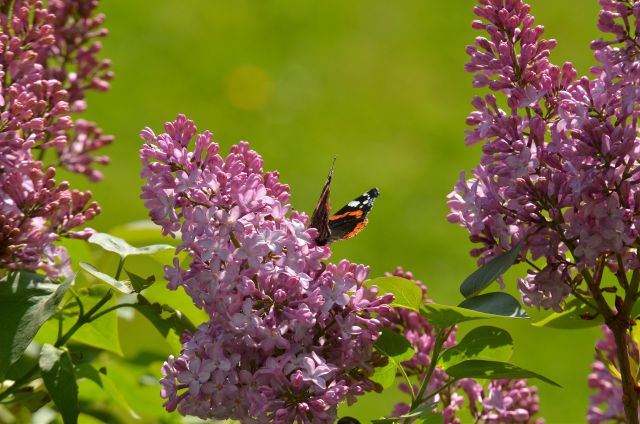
[445,360,560,387]
[0,272,72,377]
[39,344,78,424]
[75,364,139,419]
[460,240,524,298]
[88,232,173,259]
[134,294,196,352]
[372,328,414,389]
[440,326,513,368]
[365,276,422,312]
[79,262,133,294]
[125,270,155,293]
[458,292,528,319]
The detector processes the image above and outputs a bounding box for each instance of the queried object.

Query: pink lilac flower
[142,115,394,423]
[448,0,640,311]
[460,378,545,424]
[0,0,110,278]
[587,325,640,424]
[384,268,544,424]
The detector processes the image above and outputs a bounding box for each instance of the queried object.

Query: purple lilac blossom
[0,0,111,278]
[385,268,544,424]
[141,115,394,423]
[448,0,640,311]
[587,325,640,423]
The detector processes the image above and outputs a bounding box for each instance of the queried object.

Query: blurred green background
[64,1,606,423]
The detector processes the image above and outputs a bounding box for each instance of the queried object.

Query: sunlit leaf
[440,326,513,368]
[0,272,72,377]
[445,359,560,387]
[460,240,524,298]
[365,276,422,311]
[79,262,133,294]
[533,298,600,329]
[420,294,526,329]
[70,290,123,356]
[88,232,173,259]
[372,328,414,389]
[39,344,78,424]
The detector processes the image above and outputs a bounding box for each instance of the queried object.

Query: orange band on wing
[329,210,364,221]
[342,219,368,240]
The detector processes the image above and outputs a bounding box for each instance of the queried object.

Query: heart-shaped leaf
[440,326,513,368]
[372,328,414,388]
[445,359,560,387]
[365,276,423,312]
[460,240,524,298]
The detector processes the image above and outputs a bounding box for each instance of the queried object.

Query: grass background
[65,1,606,422]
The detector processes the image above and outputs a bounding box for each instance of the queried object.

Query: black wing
[327,188,379,243]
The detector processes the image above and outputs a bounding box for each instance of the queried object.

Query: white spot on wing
[348,200,360,207]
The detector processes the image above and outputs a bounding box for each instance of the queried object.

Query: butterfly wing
[309,161,335,245]
[327,188,379,243]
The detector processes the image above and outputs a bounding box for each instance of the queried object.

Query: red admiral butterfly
[309,161,379,246]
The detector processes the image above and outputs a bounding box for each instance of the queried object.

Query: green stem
[422,378,457,403]
[88,303,136,323]
[114,258,125,281]
[410,328,447,410]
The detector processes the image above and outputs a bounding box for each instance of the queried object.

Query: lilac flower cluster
[448,0,640,312]
[0,0,111,277]
[587,325,639,424]
[141,115,394,423]
[385,269,544,424]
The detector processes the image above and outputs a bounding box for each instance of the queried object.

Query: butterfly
[309,160,379,246]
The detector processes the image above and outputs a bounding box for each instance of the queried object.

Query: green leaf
[372,328,414,389]
[458,292,528,319]
[125,270,156,293]
[0,272,72,377]
[75,364,139,419]
[365,276,422,311]
[70,290,123,356]
[445,360,561,387]
[88,232,173,259]
[79,262,133,294]
[416,413,444,424]
[369,361,398,389]
[460,240,524,298]
[134,294,196,352]
[533,298,600,329]
[39,344,79,424]
[420,303,492,328]
[440,326,513,368]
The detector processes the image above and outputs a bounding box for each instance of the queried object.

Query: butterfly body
[310,162,379,246]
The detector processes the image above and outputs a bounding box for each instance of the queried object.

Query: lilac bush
[141,115,394,423]
[448,0,640,421]
[386,268,544,424]
[0,0,111,278]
